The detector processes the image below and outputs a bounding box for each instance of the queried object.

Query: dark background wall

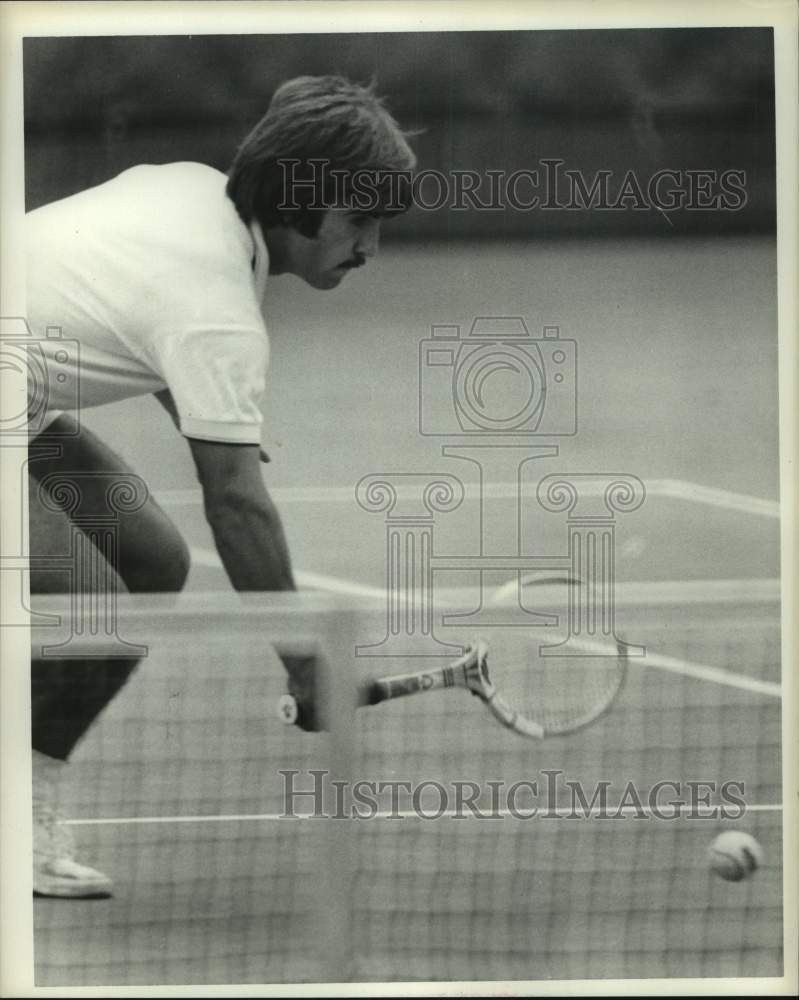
[24,29,775,238]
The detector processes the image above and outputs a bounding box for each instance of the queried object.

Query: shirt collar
[249,220,270,308]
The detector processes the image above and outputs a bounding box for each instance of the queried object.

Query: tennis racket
[278,634,628,739]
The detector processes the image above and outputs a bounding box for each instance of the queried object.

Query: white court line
[157,478,780,519]
[191,550,386,600]
[188,546,781,698]
[560,635,781,698]
[62,802,783,826]
[192,546,781,607]
[487,575,780,607]
[651,479,780,519]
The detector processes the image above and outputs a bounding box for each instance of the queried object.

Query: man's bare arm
[188,438,320,726]
[188,438,294,591]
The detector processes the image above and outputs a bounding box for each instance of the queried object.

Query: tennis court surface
[28,237,783,986]
[32,585,782,986]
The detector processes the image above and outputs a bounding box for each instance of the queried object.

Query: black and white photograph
[0,1,796,995]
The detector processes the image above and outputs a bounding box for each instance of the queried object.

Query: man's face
[285,209,382,290]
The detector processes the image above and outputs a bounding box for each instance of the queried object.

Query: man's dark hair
[227,75,417,237]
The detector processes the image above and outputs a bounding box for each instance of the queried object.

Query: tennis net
[27,585,783,986]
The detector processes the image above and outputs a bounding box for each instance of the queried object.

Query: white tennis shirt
[26,162,270,444]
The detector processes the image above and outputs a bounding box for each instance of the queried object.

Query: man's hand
[282,653,322,732]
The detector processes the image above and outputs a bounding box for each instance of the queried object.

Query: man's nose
[356,220,381,257]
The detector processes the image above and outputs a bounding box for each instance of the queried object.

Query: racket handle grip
[365,673,442,703]
[358,680,386,707]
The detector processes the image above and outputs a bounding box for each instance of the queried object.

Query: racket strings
[490,643,627,735]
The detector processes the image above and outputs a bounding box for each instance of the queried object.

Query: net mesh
[31,592,783,985]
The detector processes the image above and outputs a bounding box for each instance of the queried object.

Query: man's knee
[124,527,191,594]
[161,532,191,592]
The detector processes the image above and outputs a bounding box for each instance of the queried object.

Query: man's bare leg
[29,416,190,897]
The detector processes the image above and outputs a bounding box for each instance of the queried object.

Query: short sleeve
[151,325,269,443]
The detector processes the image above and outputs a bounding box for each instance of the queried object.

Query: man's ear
[276,211,310,236]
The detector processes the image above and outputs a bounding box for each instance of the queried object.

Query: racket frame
[279,625,627,740]
[364,641,546,738]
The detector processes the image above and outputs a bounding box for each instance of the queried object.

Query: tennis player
[26,76,416,898]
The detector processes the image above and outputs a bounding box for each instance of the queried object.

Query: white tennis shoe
[32,750,113,899]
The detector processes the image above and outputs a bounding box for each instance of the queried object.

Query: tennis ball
[708,831,763,882]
